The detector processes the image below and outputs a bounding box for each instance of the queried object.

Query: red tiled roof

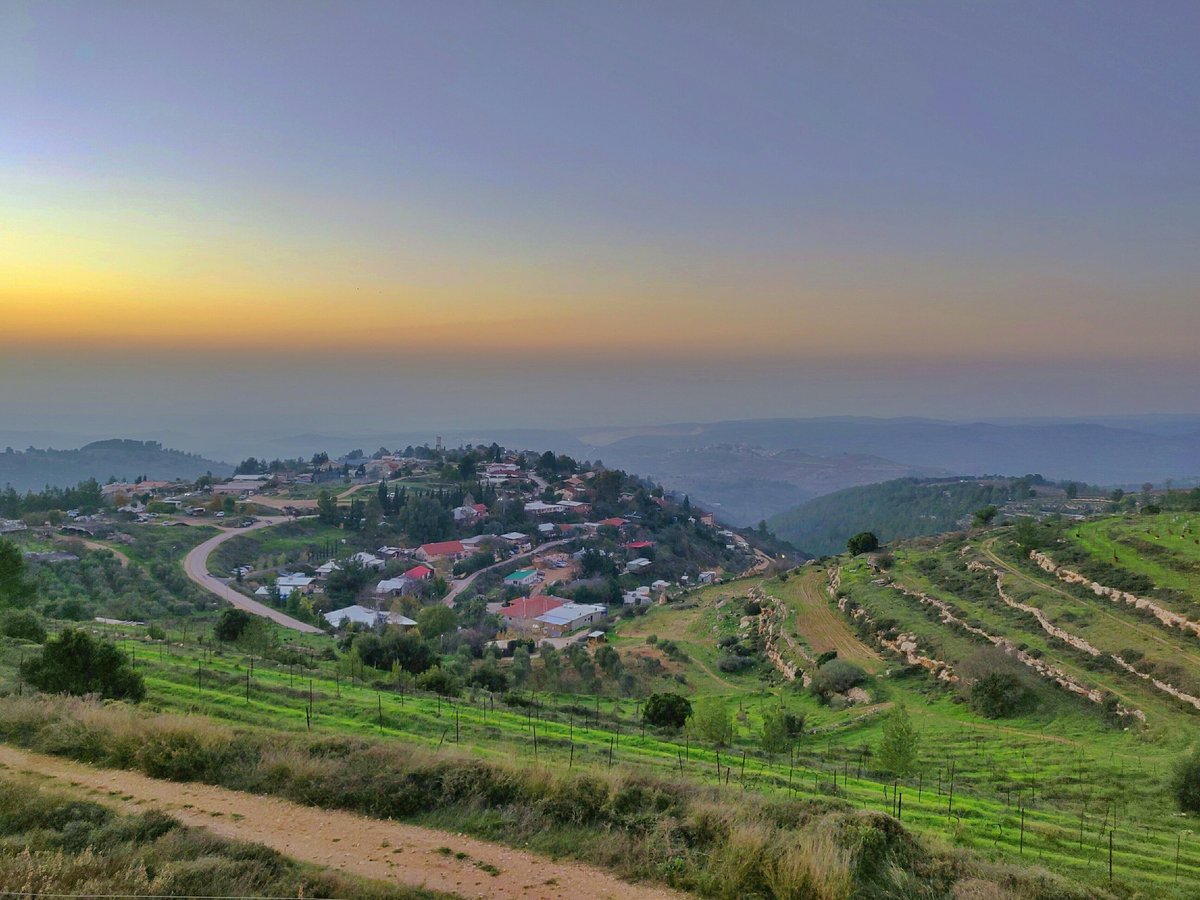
[597,517,626,527]
[404,564,433,580]
[623,540,655,549]
[472,503,488,513]
[419,540,465,557]
[498,595,565,619]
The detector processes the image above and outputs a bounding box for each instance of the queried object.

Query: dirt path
[71,538,132,567]
[183,517,323,634]
[0,744,686,900]
[782,569,883,672]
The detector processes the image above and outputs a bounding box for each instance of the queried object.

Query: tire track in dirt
[0,744,688,900]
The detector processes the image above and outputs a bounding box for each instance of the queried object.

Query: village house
[350,551,386,570]
[255,573,315,600]
[497,594,564,631]
[535,602,607,637]
[624,557,652,574]
[504,568,541,589]
[315,560,341,578]
[403,564,434,581]
[417,540,466,562]
[324,605,416,629]
[524,500,566,516]
[498,532,532,552]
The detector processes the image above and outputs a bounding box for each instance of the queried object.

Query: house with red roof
[404,564,433,581]
[623,540,656,550]
[498,595,565,631]
[417,540,466,562]
[597,517,627,528]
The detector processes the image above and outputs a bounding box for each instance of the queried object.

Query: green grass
[1072,513,1200,603]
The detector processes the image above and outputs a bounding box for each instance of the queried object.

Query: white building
[323,605,417,629]
[535,602,606,637]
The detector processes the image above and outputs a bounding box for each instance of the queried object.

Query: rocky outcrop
[749,586,816,684]
[973,559,1200,714]
[825,569,957,683]
[1030,550,1200,638]
[888,580,1145,722]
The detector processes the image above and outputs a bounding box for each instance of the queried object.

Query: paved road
[443,538,570,607]
[183,517,322,634]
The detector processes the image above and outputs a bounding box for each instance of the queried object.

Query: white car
[215,511,225,518]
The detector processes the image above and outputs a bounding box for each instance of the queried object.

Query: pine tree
[877,702,919,777]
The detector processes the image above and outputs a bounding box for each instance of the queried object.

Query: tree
[0,540,34,608]
[846,532,880,556]
[20,628,145,701]
[1,609,46,643]
[688,697,731,745]
[760,707,803,755]
[214,608,254,642]
[417,604,457,639]
[972,505,998,527]
[643,692,692,729]
[316,490,340,525]
[511,646,532,687]
[876,703,919,777]
[970,671,1031,718]
[1171,749,1200,814]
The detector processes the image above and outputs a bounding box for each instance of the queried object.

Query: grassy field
[6,511,1200,895]
[3,591,1195,895]
[1071,513,1200,603]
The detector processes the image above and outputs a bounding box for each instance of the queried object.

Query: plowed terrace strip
[0,744,686,900]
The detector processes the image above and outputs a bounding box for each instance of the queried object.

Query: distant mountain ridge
[575,417,1200,524]
[0,439,232,492]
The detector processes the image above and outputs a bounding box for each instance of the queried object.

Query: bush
[970,671,1032,718]
[1,609,46,643]
[20,628,145,701]
[643,692,692,729]
[1172,749,1200,814]
[810,659,866,702]
[214,608,254,642]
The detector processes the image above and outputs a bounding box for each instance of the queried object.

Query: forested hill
[767,476,1040,556]
[0,440,231,492]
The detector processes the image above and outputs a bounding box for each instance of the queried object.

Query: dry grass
[0,694,1100,899]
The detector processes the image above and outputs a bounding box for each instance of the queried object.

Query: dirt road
[183,517,322,634]
[0,744,685,900]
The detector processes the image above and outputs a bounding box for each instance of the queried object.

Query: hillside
[578,417,1200,523]
[767,475,1098,556]
[0,439,231,491]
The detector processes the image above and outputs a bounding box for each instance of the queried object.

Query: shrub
[643,692,692,729]
[1172,749,1200,814]
[810,660,866,702]
[214,608,253,642]
[970,672,1032,718]
[20,628,145,701]
[1,609,46,643]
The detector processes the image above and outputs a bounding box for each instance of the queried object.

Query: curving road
[183,517,322,634]
[443,538,569,607]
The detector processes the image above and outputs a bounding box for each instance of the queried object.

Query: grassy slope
[6,512,1200,894]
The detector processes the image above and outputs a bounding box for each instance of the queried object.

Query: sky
[2,1,1199,452]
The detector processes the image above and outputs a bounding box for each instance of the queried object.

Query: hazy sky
[2,1,1199,448]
